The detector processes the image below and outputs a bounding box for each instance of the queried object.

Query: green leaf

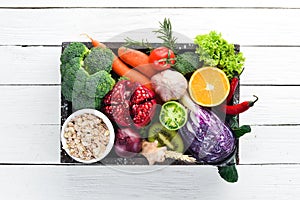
[229,115,239,129]
[233,125,251,138]
[218,165,238,183]
[194,31,245,79]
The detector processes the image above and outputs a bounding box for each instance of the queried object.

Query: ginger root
[141,141,167,165]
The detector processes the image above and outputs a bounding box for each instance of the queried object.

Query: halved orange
[189,67,230,107]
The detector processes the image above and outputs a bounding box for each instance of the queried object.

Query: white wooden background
[1,1,300,199]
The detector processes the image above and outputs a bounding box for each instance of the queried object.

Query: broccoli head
[172,52,201,75]
[60,42,90,64]
[84,47,114,74]
[60,42,116,111]
[85,70,115,99]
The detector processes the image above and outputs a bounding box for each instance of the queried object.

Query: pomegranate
[102,80,157,128]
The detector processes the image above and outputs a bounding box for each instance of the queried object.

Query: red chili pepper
[227,75,239,104]
[222,95,258,115]
[226,69,244,104]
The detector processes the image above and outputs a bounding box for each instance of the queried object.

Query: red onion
[114,128,142,158]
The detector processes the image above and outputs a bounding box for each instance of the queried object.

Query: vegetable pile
[61,18,257,183]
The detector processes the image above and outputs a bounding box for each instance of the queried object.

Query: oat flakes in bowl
[61,109,115,163]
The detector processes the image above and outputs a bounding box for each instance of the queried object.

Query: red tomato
[149,47,176,71]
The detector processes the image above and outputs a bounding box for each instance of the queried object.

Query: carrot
[113,58,153,90]
[81,33,106,48]
[83,34,153,90]
[118,47,158,77]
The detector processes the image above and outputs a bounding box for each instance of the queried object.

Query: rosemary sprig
[124,37,153,50]
[153,18,178,53]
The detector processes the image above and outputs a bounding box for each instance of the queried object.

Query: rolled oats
[63,113,110,161]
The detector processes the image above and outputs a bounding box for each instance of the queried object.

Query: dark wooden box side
[60,42,240,165]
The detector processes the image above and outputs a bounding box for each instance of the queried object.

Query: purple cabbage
[179,93,236,164]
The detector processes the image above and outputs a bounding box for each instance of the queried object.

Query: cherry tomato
[149,47,176,71]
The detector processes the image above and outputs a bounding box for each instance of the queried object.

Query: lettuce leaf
[194,31,245,80]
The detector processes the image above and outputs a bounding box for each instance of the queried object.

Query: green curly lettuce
[194,31,245,79]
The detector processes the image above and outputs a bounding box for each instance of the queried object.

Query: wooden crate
[60,42,240,165]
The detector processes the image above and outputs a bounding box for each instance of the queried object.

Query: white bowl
[61,109,115,164]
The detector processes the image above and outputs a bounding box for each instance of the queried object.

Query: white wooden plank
[0,165,300,200]
[0,86,60,124]
[241,47,300,85]
[0,46,60,84]
[1,0,300,8]
[240,125,300,164]
[0,124,60,163]
[2,45,300,85]
[0,9,300,45]
[240,86,300,125]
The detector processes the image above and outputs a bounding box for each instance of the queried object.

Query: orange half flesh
[189,67,230,107]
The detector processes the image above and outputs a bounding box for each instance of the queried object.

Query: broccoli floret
[172,52,201,75]
[85,70,115,99]
[61,60,87,101]
[71,70,100,111]
[71,92,102,111]
[61,57,84,79]
[84,47,114,74]
[60,42,90,64]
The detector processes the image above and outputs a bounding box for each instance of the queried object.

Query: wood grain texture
[0,124,60,163]
[1,0,300,8]
[241,47,300,85]
[0,165,300,200]
[240,86,300,125]
[0,86,60,124]
[239,126,300,164]
[0,46,61,84]
[0,9,300,45]
[0,3,298,197]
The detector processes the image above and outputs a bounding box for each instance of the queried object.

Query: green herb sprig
[124,37,153,50]
[153,18,178,53]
